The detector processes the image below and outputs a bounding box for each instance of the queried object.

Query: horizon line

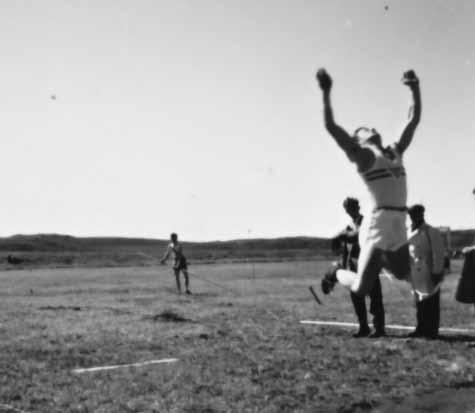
[1,227,474,244]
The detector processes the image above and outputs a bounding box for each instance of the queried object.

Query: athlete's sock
[336,269,358,288]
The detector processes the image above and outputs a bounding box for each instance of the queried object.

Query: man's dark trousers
[350,276,385,333]
[415,289,440,338]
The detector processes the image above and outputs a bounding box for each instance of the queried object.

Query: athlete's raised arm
[316,69,360,160]
[397,70,421,154]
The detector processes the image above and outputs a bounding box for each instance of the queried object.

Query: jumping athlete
[316,68,422,296]
[161,233,191,294]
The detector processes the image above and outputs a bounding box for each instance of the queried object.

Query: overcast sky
[0,0,474,240]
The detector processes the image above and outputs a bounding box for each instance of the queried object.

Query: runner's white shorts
[359,209,407,252]
[336,208,408,294]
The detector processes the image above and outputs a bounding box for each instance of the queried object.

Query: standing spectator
[407,205,445,338]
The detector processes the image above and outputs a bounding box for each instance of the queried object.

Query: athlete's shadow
[436,334,475,343]
[385,333,475,343]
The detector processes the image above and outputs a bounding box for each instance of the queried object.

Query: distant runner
[161,233,191,295]
[316,68,421,296]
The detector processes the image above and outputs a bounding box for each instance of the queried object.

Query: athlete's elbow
[411,116,421,129]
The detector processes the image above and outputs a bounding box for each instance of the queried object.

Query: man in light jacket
[407,204,445,339]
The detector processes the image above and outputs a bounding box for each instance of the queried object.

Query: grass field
[1,260,475,412]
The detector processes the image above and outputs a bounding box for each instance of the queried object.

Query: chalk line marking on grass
[0,403,32,413]
[72,358,178,374]
[300,320,475,335]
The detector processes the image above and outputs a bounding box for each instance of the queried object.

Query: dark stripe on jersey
[365,173,393,182]
[364,167,406,179]
[364,168,389,177]
[365,172,405,182]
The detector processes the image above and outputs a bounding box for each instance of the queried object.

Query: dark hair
[408,204,425,216]
[170,233,178,240]
[343,197,359,210]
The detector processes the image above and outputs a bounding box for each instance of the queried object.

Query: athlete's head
[170,233,178,243]
[343,197,360,220]
[353,127,382,148]
[408,204,425,230]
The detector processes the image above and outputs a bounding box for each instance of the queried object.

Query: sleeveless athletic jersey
[358,144,407,209]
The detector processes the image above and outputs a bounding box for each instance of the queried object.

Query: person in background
[461,188,475,255]
[407,204,445,338]
[455,188,475,308]
[161,233,191,295]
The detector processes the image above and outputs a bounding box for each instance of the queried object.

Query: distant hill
[450,229,475,251]
[0,233,332,269]
[0,229,473,269]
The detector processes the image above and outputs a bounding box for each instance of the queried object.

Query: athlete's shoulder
[354,146,376,173]
[390,143,404,158]
[426,224,442,238]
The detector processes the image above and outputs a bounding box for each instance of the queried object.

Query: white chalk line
[300,320,475,334]
[72,358,178,374]
[0,403,31,413]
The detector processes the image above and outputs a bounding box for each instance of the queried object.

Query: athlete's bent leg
[336,245,383,296]
[183,270,191,294]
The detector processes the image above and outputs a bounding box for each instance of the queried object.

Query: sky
[0,0,474,240]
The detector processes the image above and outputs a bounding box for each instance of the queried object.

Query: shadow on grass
[372,333,475,343]
[450,380,475,389]
[377,381,475,413]
[142,310,194,323]
[189,291,220,298]
[437,334,475,343]
[38,305,82,311]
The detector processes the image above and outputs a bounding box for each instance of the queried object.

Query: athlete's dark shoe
[321,263,341,295]
[406,330,423,338]
[369,330,387,338]
[353,326,371,338]
[185,290,192,295]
